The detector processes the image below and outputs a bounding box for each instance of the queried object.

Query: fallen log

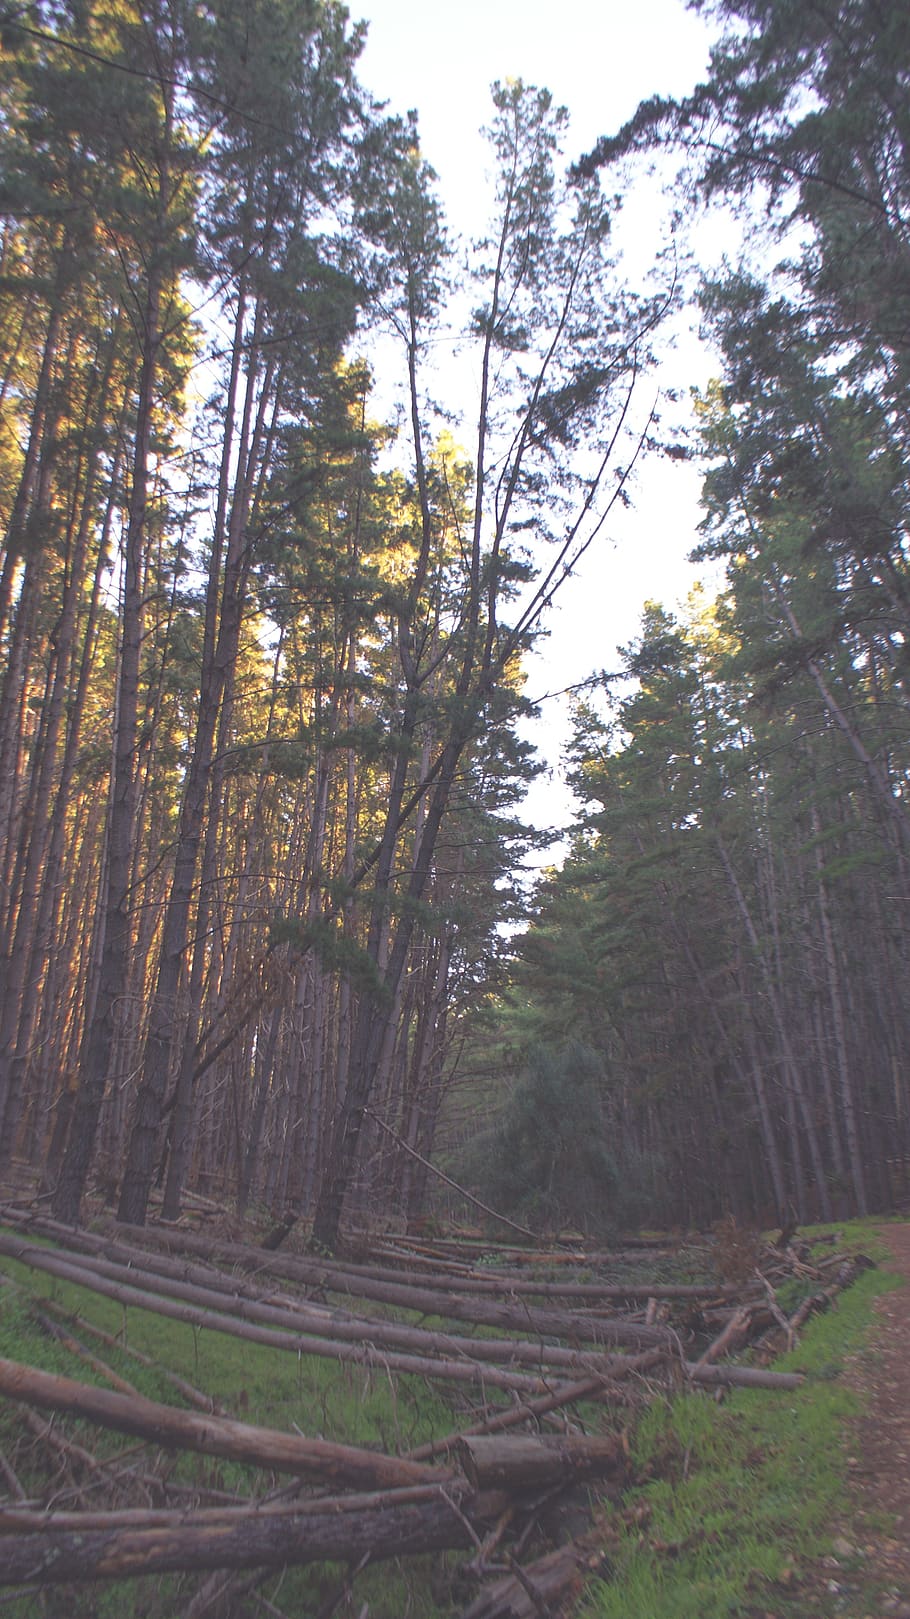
[407,1349,667,1462]
[0,1233,664,1381]
[694,1307,755,1368]
[37,1297,223,1414]
[768,1257,870,1346]
[0,1229,675,1364]
[0,1488,452,1535]
[456,1432,628,1492]
[460,1541,599,1619]
[0,1236,586,1395]
[0,1221,348,1323]
[339,1238,732,1300]
[32,1312,139,1397]
[0,1212,813,1395]
[101,1226,674,1348]
[343,1268,739,1303]
[0,1357,450,1490]
[685,1362,804,1391]
[0,1485,498,1584]
[168,1244,724,1307]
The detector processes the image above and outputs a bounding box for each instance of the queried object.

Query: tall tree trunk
[51,265,163,1223]
[0,334,124,1162]
[715,834,832,1222]
[117,320,276,1226]
[809,802,868,1212]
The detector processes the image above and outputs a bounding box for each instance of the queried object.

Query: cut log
[132,1240,675,1346]
[694,1307,755,1368]
[0,1356,449,1489]
[460,1541,605,1619]
[37,1297,223,1413]
[124,1246,675,1349]
[407,1349,667,1462]
[0,1236,591,1394]
[0,1486,498,1584]
[685,1362,804,1390]
[39,1219,679,1344]
[0,1233,663,1380]
[32,1312,139,1396]
[0,1487,450,1535]
[455,1432,628,1492]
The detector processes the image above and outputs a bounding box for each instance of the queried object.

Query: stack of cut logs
[0,1202,867,1616]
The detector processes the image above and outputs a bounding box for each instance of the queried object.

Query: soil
[776,1222,910,1619]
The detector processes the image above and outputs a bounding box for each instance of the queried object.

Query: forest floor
[1,1199,909,1617]
[795,1221,910,1619]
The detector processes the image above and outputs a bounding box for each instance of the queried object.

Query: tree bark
[0,1487,488,1585]
[455,1432,628,1492]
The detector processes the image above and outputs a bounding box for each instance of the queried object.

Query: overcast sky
[355,0,712,206]
[351,0,725,843]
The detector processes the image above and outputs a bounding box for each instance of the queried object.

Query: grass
[0,1254,454,1448]
[579,1218,900,1619]
[0,1259,458,1618]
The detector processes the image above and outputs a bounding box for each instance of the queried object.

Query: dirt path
[809,1222,910,1618]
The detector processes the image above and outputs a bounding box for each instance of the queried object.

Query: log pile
[0,1202,868,1613]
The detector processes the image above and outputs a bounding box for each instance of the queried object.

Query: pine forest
[1,0,909,1248]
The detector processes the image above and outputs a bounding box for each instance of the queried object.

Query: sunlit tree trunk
[51,252,164,1222]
